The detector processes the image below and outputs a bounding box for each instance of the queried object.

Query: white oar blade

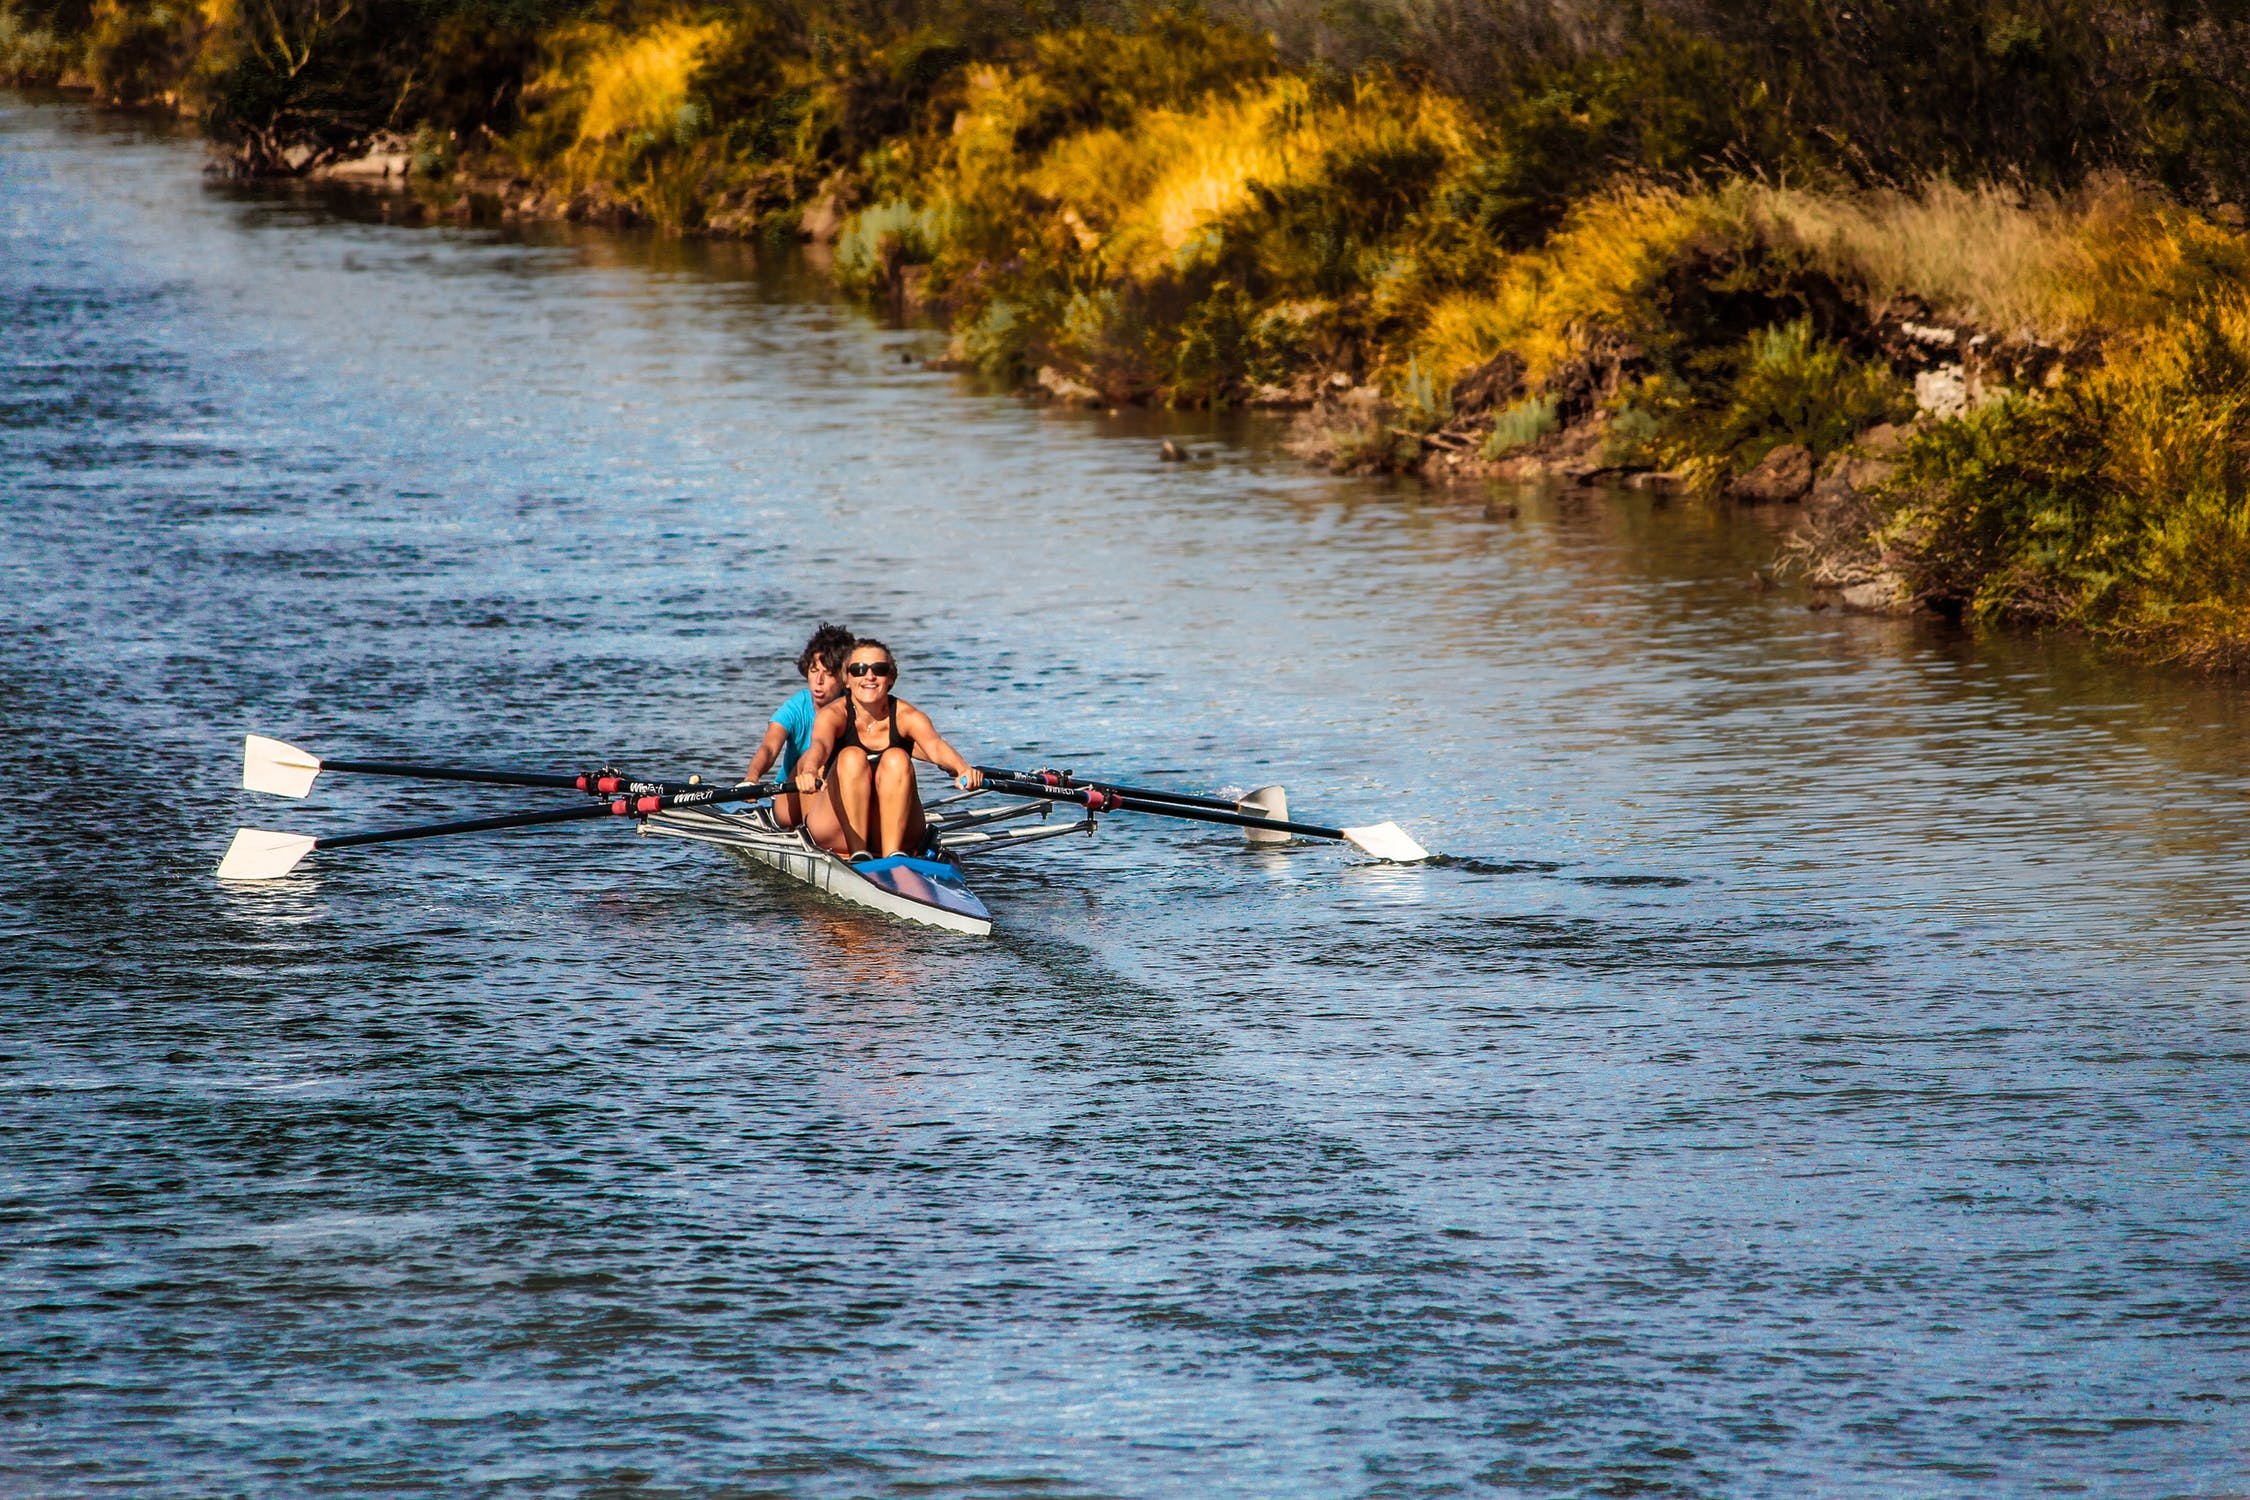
[244,734,322,798]
[1342,821,1430,863]
[216,828,318,881]
[1240,784,1290,845]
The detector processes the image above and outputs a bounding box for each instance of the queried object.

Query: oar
[974,765,1282,815]
[216,779,780,882]
[975,764,1294,845]
[243,734,679,799]
[977,773,1430,863]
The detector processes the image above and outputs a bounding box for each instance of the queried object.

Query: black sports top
[839,701,917,760]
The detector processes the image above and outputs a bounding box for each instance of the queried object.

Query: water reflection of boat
[643,788,1091,937]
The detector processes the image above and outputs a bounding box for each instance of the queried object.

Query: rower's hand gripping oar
[977,771,1430,863]
[244,734,695,800]
[217,779,782,882]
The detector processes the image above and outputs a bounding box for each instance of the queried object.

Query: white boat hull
[642,806,996,936]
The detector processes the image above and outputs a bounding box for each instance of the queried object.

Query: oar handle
[974,766,1244,813]
[313,780,781,853]
[979,774,1348,842]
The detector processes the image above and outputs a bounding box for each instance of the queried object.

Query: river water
[4,97,2247,1498]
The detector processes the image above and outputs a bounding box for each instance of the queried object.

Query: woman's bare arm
[900,702,981,789]
[744,720,790,782]
[794,701,847,790]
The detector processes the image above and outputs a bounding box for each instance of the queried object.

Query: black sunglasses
[845,661,896,679]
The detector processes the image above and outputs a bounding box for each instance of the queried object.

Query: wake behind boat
[217,735,1430,935]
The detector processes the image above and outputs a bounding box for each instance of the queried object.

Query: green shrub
[1880,291,2250,662]
[1880,395,2101,620]
[84,0,195,106]
[955,297,1031,381]
[1483,394,1560,458]
[1442,30,1798,252]
[1243,298,1335,389]
[1591,321,1907,484]
[409,123,453,179]
[1007,11,1272,154]
[1213,81,1460,301]
[1600,402,1663,465]
[0,2,79,83]
[1170,281,1255,405]
[1395,354,1451,432]
[1706,319,1911,467]
[1052,286,1153,395]
[836,197,953,291]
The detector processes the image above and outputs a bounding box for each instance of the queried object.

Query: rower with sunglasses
[792,639,984,860]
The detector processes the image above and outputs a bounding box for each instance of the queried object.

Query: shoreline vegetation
[11,3,2250,665]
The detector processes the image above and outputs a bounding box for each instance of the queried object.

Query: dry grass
[1740,177,2250,341]
[1400,175,2250,436]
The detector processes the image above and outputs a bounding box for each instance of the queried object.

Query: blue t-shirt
[771,687,818,778]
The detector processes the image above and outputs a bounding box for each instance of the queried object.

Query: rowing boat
[640,790,1091,937]
[218,736,1429,935]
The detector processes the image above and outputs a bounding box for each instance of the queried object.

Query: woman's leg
[770,788,801,828]
[872,747,925,857]
[831,747,873,855]
[800,783,847,853]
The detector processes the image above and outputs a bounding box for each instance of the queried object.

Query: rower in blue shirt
[744,622,854,847]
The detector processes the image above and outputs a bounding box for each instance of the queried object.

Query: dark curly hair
[797,622,855,676]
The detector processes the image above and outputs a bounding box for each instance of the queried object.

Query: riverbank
[11,2,2250,665]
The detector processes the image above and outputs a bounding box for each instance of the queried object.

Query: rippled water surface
[5,98,2249,1498]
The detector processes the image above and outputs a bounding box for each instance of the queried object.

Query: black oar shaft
[980,775,1347,842]
[320,757,703,798]
[974,766,1244,813]
[316,803,606,850]
[1106,795,1345,841]
[312,782,778,854]
[323,757,590,791]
